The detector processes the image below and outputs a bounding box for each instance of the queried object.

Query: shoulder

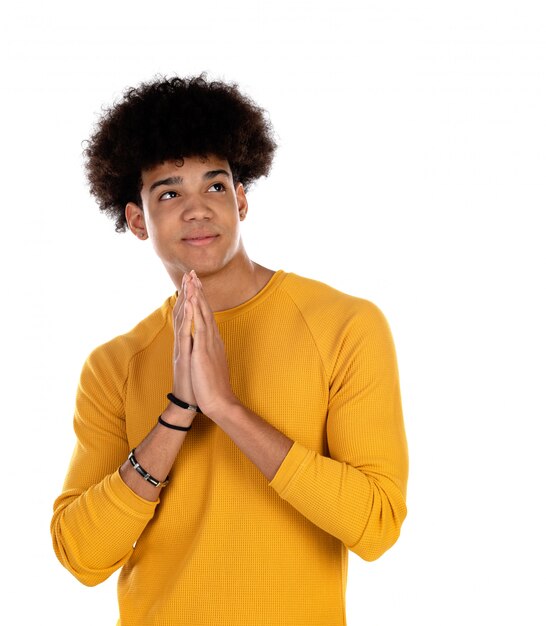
[278,273,395,376]
[82,294,174,382]
[279,272,388,329]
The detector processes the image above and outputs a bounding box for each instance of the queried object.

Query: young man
[51,74,409,626]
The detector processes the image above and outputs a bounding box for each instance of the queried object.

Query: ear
[235,183,248,222]
[125,202,148,240]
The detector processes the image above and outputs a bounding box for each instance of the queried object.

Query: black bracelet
[128,449,169,488]
[167,392,201,413]
[158,414,193,431]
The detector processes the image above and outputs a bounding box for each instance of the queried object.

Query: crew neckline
[167,269,287,323]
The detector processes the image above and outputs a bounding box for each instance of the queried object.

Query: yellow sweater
[51,270,408,626]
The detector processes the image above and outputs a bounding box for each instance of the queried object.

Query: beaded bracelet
[128,449,169,488]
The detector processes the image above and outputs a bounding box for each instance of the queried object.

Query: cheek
[229,220,242,242]
[146,212,173,237]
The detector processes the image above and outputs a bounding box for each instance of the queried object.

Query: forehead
[141,155,232,189]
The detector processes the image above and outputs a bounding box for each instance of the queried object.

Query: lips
[182,233,219,247]
[182,232,219,241]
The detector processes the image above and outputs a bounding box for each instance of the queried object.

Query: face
[126,155,248,285]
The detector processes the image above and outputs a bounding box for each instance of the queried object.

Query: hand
[185,271,239,420]
[172,272,198,410]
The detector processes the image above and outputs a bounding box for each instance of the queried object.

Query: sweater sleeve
[268,301,408,561]
[51,343,158,586]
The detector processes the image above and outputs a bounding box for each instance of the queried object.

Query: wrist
[163,403,197,426]
[206,396,242,424]
[168,391,200,413]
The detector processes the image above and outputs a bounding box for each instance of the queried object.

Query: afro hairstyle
[83,73,278,232]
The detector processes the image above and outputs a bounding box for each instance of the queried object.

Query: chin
[181,259,228,278]
[173,247,240,278]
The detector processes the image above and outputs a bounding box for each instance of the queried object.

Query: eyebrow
[149,169,231,193]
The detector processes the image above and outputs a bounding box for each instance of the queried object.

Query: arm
[52,389,195,587]
[50,344,158,586]
[51,276,197,585]
[188,276,408,561]
[267,302,409,561]
[117,274,198,501]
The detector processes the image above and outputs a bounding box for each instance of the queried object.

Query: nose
[181,194,213,221]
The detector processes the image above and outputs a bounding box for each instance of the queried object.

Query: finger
[190,271,206,299]
[173,275,189,330]
[185,274,198,302]
[191,292,206,330]
[183,271,193,300]
[192,276,216,323]
[175,276,193,336]
[175,273,196,327]
[193,288,214,332]
[194,292,224,353]
[174,273,188,312]
[179,296,194,345]
[181,271,188,295]
[174,300,193,364]
[178,290,193,341]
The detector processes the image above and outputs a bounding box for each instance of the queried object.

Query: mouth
[182,234,220,247]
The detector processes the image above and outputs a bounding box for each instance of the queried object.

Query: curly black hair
[83,73,278,232]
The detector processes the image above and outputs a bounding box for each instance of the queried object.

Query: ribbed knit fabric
[51,270,409,626]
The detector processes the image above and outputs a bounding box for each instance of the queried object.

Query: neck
[203,260,275,312]
[172,252,275,312]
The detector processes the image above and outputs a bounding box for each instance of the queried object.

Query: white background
[1,1,545,624]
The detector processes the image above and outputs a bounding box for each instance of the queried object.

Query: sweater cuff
[107,469,160,517]
[268,440,314,495]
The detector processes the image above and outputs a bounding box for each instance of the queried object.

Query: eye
[208,182,226,192]
[159,190,178,201]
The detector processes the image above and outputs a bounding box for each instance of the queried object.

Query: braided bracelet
[128,449,169,488]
